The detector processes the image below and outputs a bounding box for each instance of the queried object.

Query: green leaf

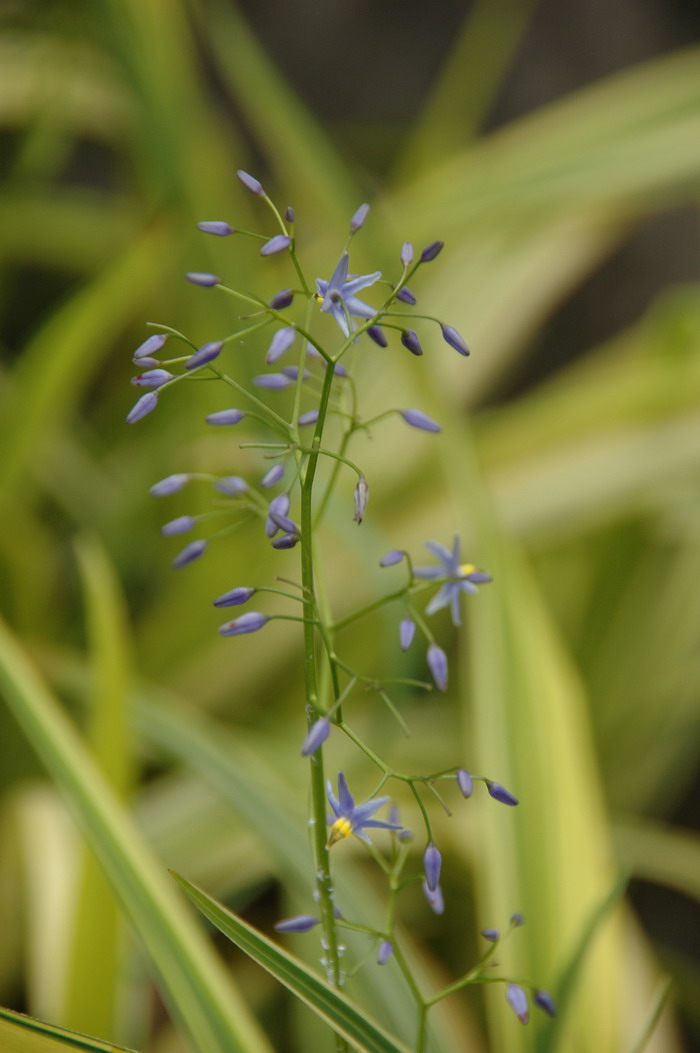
[172,872,415,1053]
[0,1005,138,1053]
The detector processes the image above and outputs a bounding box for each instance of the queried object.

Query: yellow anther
[459,562,476,576]
[327,817,353,847]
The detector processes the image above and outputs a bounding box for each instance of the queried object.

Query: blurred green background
[1,1,699,1051]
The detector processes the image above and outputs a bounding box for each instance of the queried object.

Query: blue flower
[326,773,400,846]
[315,253,381,337]
[414,535,492,627]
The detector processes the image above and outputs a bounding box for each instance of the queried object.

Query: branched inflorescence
[127,169,555,1048]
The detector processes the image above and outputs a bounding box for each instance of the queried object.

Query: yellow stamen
[327,817,353,847]
[459,562,476,576]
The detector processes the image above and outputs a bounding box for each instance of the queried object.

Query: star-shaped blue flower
[326,772,400,846]
[414,535,492,627]
[315,253,381,337]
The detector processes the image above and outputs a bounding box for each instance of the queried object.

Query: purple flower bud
[441,324,470,357]
[481,928,500,942]
[350,202,370,232]
[252,373,293,389]
[236,169,264,196]
[126,392,158,424]
[132,355,160,368]
[150,473,190,497]
[427,643,448,691]
[268,509,298,534]
[377,940,393,965]
[298,409,319,427]
[269,288,294,309]
[261,464,284,489]
[420,240,444,263]
[266,326,296,364]
[353,475,369,524]
[197,221,234,236]
[400,618,416,651]
[206,408,246,425]
[186,341,223,370]
[400,242,414,267]
[487,782,519,807]
[400,409,441,433]
[213,586,255,608]
[300,718,330,756]
[379,549,404,567]
[265,493,291,537]
[400,329,423,356]
[133,333,168,359]
[260,234,293,257]
[367,325,388,348]
[218,611,269,636]
[423,842,442,892]
[333,362,348,377]
[396,286,416,305]
[422,880,444,915]
[214,476,248,496]
[274,915,319,933]
[281,365,308,380]
[271,532,299,550]
[506,983,529,1024]
[186,272,220,287]
[161,515,196,536]
[284,206,295,223]
[534,990,556,1017]
[172,539,206,568]
[131,369,173,388]
[510,912,525,926]
[456,768,473,798]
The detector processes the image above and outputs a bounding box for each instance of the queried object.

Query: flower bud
[265,493,291,537]
[252,373,293,389]
[441,324,470,356]
[161,516,196,536]
[218,612,269,636]
[396,286,416,305]
[213,587,255,608]
[261,464,284,488]
[379,549,404,567]
[456,768,473,798]
[487,782,519,806]
[206,409,245,425]
[284,206,295,223]
[353,475,369,524]
[422,880,444,915]
[350,202,370,233]
[132,355,160,368]
[126,392,158,424]
[505,983,529,1024]
[420,240,444,262]
[261,234,292,257]
[481,928,500,942]
[269,288,294,309]
[367,325,388,348]
[266,326,296,364]
[186,341,223,370]
[510,912,525,926]
[399,618,416,651]
[236,169,264,196]
[400,409,441,433]
[377,940,393,965]
[131,369,173,388]
[172,539,206,568]
[423,842,442,892]
[133,333,168,359]
[150,473,190,497]
[427,643,448,691]
[197,221,233,236]
[300,718,330,756]
[400,329,423,356]
[214,476,248,495]
[400,242,414,267]
[186,272,220,287]
[271,532,299,550]
[274,915,319,933]
[534,990,556,1017]
[298,409,319,427]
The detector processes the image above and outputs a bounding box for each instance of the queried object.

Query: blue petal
[450,588,462,627]
[357,818,402,831]
[329,302,351,336]
[424,540,454,569]
[425,583,453,616]
[413,565,445,580]
[343,296,377,320]
[326,780,341,817]
[351,796,390,822]
[337,772,355,814]
[342,271,381,296]
[451,535,461,565]
[327,253,349,292]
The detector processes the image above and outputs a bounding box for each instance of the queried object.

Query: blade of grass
[0,1005,138,1053]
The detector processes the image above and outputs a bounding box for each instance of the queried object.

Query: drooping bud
[218,612,269,636]
[186,272,220,287]
[534,990,556,1017]
[281,365,308,380]
[396,286,416,305]
[131,369,173,388]
[261,464,285,489]
[268,509,298,535]
[252,373,294,389]
[266,326,296,364]
[300,718,330,756]
[298,409,319,427]
[481,928,500,942]
[377,940,394,965]
[161,516,196,536]
[269,288,294,309]
[367,325,388,347]
[350,202,370,233]
[487,782,519,806]
[420,240,444,262]
[273,914,319,933]
[400,242,414,267]
[185,341,223,370]
[422,880,444,915]
[400,329,423,356]
[284,206,296,223]
[265,493,291,537]
[427,643,448,691]
[132,355,160,369]
[197,221,234,236]
[400,409,441,433]
[440,324,470,356]
[260,234,292,257]
[171,539,206,568]
[399,618,416,651]
[353,475,369,524]
[456,768,473,798]
[379,550,404,567]
[133,333,168,359]
[271,532,299,550]
[505,984,529,1024]
[206,409,246,425]
[213,586,255,608]
[214,476,248,496]
[423,842,442,892]
[150,473,190,497]
[126,392,158,424]
[510,912,525,926]
[236,169,264,196]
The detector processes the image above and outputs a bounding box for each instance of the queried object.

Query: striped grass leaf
[0,1005,138,1053]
